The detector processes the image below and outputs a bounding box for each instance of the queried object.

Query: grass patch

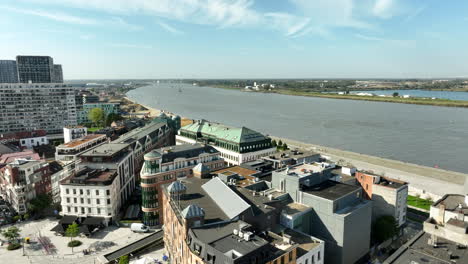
[407,195,432,211]
[68,240,82,247]
[87,127,103,132]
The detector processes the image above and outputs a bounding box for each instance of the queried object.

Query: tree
[392,92,399,97]
[271,139,277,147]
[28,193,52,214]
[66,222,80,252]
[1,226,21,243]
[118,255,130,264]
[282,143,288,150]
[105,113,123,126]
[88,108,105,127]
[373,215,398,242]
[278,140,283,147]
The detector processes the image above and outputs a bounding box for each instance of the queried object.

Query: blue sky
[1,0,468,79]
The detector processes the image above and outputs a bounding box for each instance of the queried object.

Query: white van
[130,223,149,233]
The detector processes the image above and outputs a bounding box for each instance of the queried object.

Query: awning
[50,224,64,233]
[82,216,104,226]
[59,215,78,225]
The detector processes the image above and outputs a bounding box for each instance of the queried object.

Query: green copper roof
[180,120,269,144]
[144,150,162,158]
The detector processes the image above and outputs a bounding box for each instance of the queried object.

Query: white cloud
[373,0,395,19]
[157,21,184,35]
[0,5,97,24]
[355,33,413,47]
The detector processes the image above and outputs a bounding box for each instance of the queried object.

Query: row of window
[65,197,111,205]
[65,206,111,216]
[65,188,110,196]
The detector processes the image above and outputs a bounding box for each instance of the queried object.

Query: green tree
[392,92,399,97]
[271,139,277,147]
[373,215,398,242]
[66,222,80,252]
[118,255,130,264]
[105,113,123,126]
[278,140,283,147]
[88,108,105,126]
[28,193,52,214]
[282,143,288,150]
[1,226,21,243]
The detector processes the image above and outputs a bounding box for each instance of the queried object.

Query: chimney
[437,204,445,224]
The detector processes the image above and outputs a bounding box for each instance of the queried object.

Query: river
[127,83,468,174]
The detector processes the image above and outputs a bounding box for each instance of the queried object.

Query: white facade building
[63,126,87,143]
[55,134,107,164]
[19,135,49,149]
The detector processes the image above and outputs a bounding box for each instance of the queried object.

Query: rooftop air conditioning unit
[238,230,244,238]
[233,229,238,236]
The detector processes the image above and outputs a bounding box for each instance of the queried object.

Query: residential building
[0,83,77,134]
[52,64,63,83]
[140,144,225,226]
[271,163,373,264]
[112,119,175,179]
[0,159,51,214]
[78,102,120,124]
[424,194,468,246]
[0,149,41,164]
[60,143,135,224]
[0,60,19,83]
[355,172,408,227]
[55,134,107,164]
[63,126,87,143]
[385,194,468,263]
[176,120,276,165]
[16,55,54,83]
[161,176,325,264]
[262,149,321,170]
[0,130,49,149]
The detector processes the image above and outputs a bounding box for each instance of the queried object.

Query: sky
[1,0,468,79]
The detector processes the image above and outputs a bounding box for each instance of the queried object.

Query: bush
[68,240,82,247]
[23,213,30,220]
[7,243,21,250]
[12,215,20,223]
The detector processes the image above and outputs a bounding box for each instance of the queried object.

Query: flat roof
[385,231,468,264]
[281,162,334,177]
[282,229,322,255]
[80,143,128,157]
[59,134,106,148]
[112,122,165,144]
[282,202,312,216]
[61,167,117,185]
[433,194,468,215]
[264,149,319,161]
[302,180,361,201]
[157,144,219,163]
[163,177,229,224]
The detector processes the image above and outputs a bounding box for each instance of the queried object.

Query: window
[311,255,314,264]
[73,189,76,195]
[81,207,85,214]
[318,252,321,261]
[107,199,111,205]
[87,198,91,204]
[88,208,91,213]
[97,208,101,214]
[67,206,70,212]
[366,184,368,190]
[80,198,84,204]
[281,256,285,264]
[96,190,99,195]
[289,251,293,261]
[86,190,90,195]
[80,189,83,195]
[74,207,77,213]
[96,199,100,204]
[66,197,70,203]
[73,198,77,203]
[66,188,69,194]
[106,190,110,196]
[305,259,309,264]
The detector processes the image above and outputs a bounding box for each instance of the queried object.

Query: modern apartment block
[271,163,373,264]
[0,83,77,134]
[176,120,276,165]
[60,143,135,224]
[55,134,107,164]
[0,159,51,215]
[112,119,176,178]
[161,175,325,264]
[141,144,225,226]
[16,55,55,83]
[0,60,19,83]
[355,172,408,227]
[52,64,63,83]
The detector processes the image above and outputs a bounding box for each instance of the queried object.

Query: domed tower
[141,150,162,226]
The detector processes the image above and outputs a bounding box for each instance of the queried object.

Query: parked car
[130,223,149,233]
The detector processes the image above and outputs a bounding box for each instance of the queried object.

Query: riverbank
[206,85,468,108]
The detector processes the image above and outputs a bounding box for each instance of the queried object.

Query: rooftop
[154,144,219,163]
[358,171,407,189]
[163,177,229,224]
[180,120,270,144]
[384,231,468,264]
[263,149,319,161]
[302,180,361,201]
[0,150,41,164]
[281,202,312,216]
[58,134,106,148]
[433,194,468,215]
[61,167,117,186]
[112,121,165,145]
[281,162,335,177]
[80,143,129,157]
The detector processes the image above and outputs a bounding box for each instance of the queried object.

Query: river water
[127,83,468,174]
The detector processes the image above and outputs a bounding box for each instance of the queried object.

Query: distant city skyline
[1,0,468,79]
